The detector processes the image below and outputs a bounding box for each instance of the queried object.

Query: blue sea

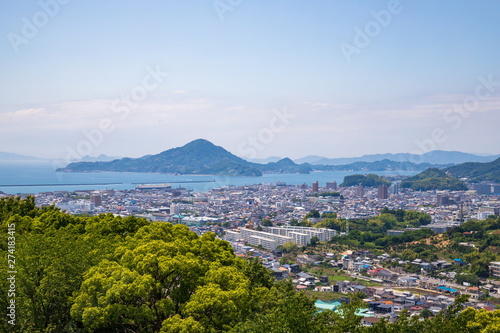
[0,161,418,195]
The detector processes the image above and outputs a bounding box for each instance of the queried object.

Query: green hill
[445,157,500,183]
[340,174,391,187]
[400,168,468,191]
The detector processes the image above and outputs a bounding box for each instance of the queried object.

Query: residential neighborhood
[4,179,500,322]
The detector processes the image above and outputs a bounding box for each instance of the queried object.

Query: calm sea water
[0,161,418,195]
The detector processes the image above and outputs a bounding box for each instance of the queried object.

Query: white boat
[135,183,172,189]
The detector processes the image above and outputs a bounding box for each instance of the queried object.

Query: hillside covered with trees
[295,208,500,284]
[340,174,391,187]
[400,168,468,191]
[446,157,500,183]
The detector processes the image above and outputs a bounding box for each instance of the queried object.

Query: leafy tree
[321,212,338,218]
[404,210,432,227]
[420,308,434,319]
[230,281,321,333]
[305,210,320,219]
[310,236,320,247]
[277,241,298,253]
[314,218,344,231]
[260,218,273,227]
[71,260,160,332]
[160,315,204,333]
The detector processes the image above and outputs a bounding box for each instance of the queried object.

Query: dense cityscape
[2,176,499,324]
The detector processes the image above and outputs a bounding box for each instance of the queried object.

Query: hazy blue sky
[1,0,499,161]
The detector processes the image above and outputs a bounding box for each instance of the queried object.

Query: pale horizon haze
[1,0,499,161]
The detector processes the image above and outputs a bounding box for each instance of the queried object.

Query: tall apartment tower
[91,195,102,207]
[312,181,319,193]
[326,181,338,190]
[170,204,181,215]
[474,183,492,195]
[356,184,364,197]
[390,183,399,195]
[437,194,455,206]
[378,185,389,199]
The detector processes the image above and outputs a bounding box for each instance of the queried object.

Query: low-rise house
[296,272,315,281]
[362,317,381,327]
[429,306,443,314]
[404,298,417,305]
[364,287,377,297]
[397,275,418,286]
[420,262,433,271]
[333,281,348,293]
[315,286,333,292]
[271,267,285,280]
[411,258,423,265]
[375,303,393,314]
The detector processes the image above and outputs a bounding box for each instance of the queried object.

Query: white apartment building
[489,262,500,278]
[224,230,243,242]
[170,204,181,215]
[224,228,295,251]
[266,226,336,243]
[224,226,337,251]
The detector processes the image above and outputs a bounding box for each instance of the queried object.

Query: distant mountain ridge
[58,139,457,177]
[293,155,326,164]
[246,156,282,164]
[317,159,447,172]
[295,150,500,166]
[0,152,43,161]
[79,154,122,162]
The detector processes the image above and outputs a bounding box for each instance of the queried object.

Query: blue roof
[437,286,458,293]
[315,300,342,311]
[315,301,374,317]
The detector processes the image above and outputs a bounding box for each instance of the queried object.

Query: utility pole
[460,203,464,223]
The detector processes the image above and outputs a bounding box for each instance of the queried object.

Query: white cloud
[1,90,499,159]
[0,108,46,119]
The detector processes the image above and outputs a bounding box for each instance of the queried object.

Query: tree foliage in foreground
[2,197,500,332]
